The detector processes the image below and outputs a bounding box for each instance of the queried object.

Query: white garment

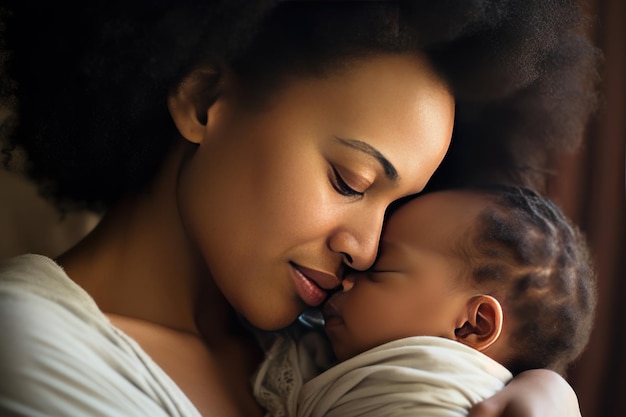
[253,332,512,417]
[0,254,201,417]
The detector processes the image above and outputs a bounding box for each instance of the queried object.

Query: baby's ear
[454,295,503,352]
[167,66,224,144]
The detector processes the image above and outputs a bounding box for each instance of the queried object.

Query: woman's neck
[57,142,232,342]
[56,142,264,416]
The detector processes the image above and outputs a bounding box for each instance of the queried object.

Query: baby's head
[323,185,596,376]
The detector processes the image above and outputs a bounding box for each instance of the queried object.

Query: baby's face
[323,191,488,361]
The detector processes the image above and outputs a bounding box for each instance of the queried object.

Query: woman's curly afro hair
[0,0,601,211]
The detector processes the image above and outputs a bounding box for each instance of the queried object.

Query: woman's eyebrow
[334,136,399,181]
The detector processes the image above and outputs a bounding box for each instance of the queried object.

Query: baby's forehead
[389,190,490,225]
[380,190,490,257]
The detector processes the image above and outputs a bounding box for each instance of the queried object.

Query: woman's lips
[291,265,328,307]
[292,263,341,290]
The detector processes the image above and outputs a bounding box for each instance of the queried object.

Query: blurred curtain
[547,0,626,415]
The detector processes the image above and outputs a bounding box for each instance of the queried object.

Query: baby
[253,185,597,417]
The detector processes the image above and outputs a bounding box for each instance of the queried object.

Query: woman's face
[177,53,455,330]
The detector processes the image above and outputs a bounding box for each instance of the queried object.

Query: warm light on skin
[173,53,455,331]
[324,191,507,363]
[333,136,399,181]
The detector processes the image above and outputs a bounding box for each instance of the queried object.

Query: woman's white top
[0,254,201,417]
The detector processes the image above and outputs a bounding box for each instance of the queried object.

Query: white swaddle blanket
[253,333,512,417]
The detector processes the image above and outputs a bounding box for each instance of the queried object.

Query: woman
[0,1,599,416]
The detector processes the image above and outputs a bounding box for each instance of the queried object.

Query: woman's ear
[167,66,223,144]
[454,295,503,352]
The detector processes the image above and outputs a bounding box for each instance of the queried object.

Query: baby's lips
[322,296,341,321]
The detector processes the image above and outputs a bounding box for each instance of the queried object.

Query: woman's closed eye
[365,270,390,282]
[330,165,364,198]
[365,268,404,282]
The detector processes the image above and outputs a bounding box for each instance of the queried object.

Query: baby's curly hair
[459,185,597,376]
[0,0,600,211]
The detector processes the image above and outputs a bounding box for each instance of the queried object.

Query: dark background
[548,0,625,415]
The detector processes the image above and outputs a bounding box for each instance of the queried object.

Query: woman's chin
[241,309,301,332]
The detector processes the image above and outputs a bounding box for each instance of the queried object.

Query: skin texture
[175,53,455,331]
[324,191,507,363]
[59,53,454,416]
[467,369,582,417]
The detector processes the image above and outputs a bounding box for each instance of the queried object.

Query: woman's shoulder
[0,253,111,332]
[0,253,201,417]
[0,253,100,310]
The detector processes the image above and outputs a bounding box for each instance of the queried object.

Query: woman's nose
[328,210,384,271]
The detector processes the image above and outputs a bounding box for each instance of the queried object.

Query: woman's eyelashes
[366,268,401,281]
[365,270,385,282]
[330,165,365,198]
